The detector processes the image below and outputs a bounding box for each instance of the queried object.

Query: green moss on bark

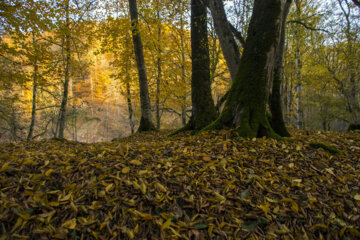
[137,116,156,132]
[200,0,283,140]
[172,0,218,136]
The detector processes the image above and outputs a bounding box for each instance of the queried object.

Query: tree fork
[202,0,284,139]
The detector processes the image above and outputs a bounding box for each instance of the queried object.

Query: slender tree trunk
[58,0,71,139]
[295,49,303,129]
[155,10,161,129]
[186,0,217,130]
[294,0,303,130]
[269,0,292,137]
[203,0,285,139]
[27,32,38,141]
[129,0,155,131]
[156,57,161,129]
[126,82,135,134]
[208,0,240,80]
[124,33,135,134]
[180,9,187,127]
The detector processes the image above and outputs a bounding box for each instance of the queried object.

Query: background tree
[128,0,155,132]
[177,0,217,132]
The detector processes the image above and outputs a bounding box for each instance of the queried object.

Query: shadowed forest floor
[0,129,360,239]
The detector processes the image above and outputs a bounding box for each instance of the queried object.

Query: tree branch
[352,0,360,8]
[287,20,330,33]
[228,22,246,47]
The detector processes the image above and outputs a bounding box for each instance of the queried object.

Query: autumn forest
[0,0,360,239]
[0,0,357,142]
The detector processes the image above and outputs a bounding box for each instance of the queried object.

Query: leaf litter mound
[0,129,360,240]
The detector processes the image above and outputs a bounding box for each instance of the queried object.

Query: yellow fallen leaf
[62,218,77,229]
[60,193,72,202]
[98,190,106,198]
[259,202,270,216]
[354,194,360,201]
[126,228,134,239]
[70,202,78,212]
[291,201,299,213]
[155,182,167,192]
[23,159,37,165]
[122,167,130,174]
[132,181,140,190]
[18,212,31,220]
[48,202,59,207]
[138,170,148,175]
[130,160,142,166]
[134,224,139,234]
[45,169,53,177]
[0,162,10,172]
[140,181,147,194]
[105,183,114,192]
[100,221,107,230]
[203,156,211,161]
[11,218,23,233]
[162,218,171,230]
[310,223,328,231]
[208,225,214,237]
[214,192,226,204]
[37,210,56,219]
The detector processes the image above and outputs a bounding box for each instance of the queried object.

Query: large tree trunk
[208,0,240,80]
[185,0,217,131]
[27,32,38,141]
[203,0,285,139]
[129,0,156,132]
[58,0,71,139]
[269,0,292,137]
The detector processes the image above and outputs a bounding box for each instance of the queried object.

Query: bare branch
[287,20,330,33]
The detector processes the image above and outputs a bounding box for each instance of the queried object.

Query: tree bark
[269,0,292,137]
[208,0,240,80]
[186,0,217,130]
[155,9,161,129]
[179,6,187,127]
[203,0,285,139]
[126,82,135,134]
[27,32,38,141]
[352,0,360,8]
[129,0,155,132]
[58,0,71,139]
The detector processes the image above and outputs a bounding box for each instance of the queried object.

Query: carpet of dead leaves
[0,129,360,240]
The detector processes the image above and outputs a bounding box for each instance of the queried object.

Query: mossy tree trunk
[203,0,285,139]
[186,0,217,131]
[129,0,156,132]
[269,0,292,137]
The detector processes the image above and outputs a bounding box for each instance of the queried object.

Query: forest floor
[0,129,360,240]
